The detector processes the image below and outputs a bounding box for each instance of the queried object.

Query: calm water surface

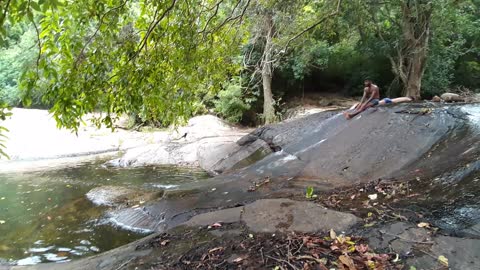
[0,162,209,265]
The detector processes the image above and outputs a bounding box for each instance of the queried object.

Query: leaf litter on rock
[170,229,403,270]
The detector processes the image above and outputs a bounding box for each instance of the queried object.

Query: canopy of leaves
[0,0,478,133]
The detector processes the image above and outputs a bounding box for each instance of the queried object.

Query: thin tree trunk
[261,14,275,124]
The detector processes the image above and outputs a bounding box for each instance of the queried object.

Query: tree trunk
[390,0,432,100]
[261,14,276,124]
[404,44,428,99]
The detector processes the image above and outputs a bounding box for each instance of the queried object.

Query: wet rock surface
[84,104,480,235]
[6,103,480,269]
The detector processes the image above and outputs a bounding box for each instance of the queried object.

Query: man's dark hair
[364,79,372,83]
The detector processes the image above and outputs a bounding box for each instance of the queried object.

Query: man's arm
[357,89,367,109]
[365,90,376,104]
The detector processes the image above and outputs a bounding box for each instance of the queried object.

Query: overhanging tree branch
[211,0,250,34]
[0,0,12,27]
[199,0,224,36]
[132,0,177,61]
[74,0,129,67]
[283,0,342,51]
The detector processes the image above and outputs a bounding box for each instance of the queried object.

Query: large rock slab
[237,110,339,150]
[365,222,480,269]
[364,222,433,255]
[462,223,480,238]
[234,104,480,185]
[242,199,360,233]
[185,199,360,234]
[185,207,243,227]
[205,139,272,174]
[105,115,251,172]
[408,235,480,269]
[98,104,480,234]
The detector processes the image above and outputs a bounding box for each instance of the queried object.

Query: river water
[0,162,209,266]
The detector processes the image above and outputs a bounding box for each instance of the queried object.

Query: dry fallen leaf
[330,244,340,251]
[368,194,378,200]
[208,247,224,253]
[355,244,369,253]
[330,229,337,240]
[438,255,449,267]
[417,222,430,228]
[339,254,357,270]
[160,240,170,246]
[233,256,248,263]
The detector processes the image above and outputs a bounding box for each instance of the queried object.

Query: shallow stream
[0,162,209,265]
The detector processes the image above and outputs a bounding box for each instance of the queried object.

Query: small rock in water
[28,246,54,253]
[79,240,91,245]
[43,253,68,262]
[90,246,100,252]
[74,246,90,252]
[85,186,136,206]
[69,250,85,256]
[57,247,72,252]
[16,256,42,266]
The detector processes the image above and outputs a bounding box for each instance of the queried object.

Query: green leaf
[31,2,42,12]
[305,186,314,199]
[383,20,391,29]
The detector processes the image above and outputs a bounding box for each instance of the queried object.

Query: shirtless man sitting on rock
[344,79,380,120]
[344,79,414,120]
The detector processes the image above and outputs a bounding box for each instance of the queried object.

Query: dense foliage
[0,23,38,107]
[0,0,478,133]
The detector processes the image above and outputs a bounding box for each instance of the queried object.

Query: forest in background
[0,0,479,130]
